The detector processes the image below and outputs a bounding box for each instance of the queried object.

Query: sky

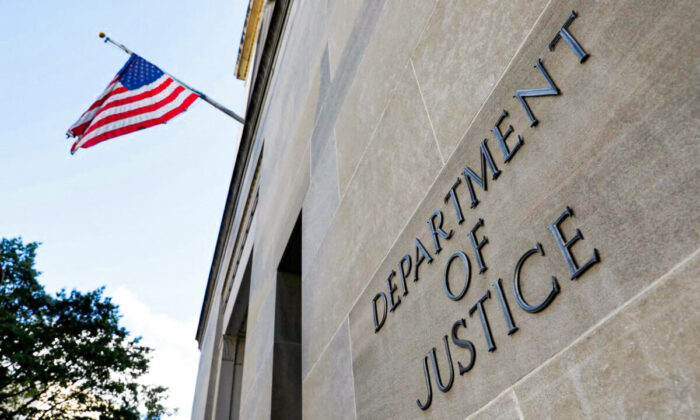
[0,1,248,416]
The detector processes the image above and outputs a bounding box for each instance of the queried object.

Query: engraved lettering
[514,59,560,126]
[548,206,601,280]
[427,210,453,254]
[444,178,465,224]
[469,290,496,352]
[493,278,518,334]
[386,270,401,312]
[398,254,411,296]
[513,242,560,313]
[443,250,471,301]
[416,356,432,410]
[461,139,502,208]
[491,110,523,163]
[429,335,455,392]
[469,218,489,274]
[372,292,388,333]
[414,237,433,282]
[451,319,476,375]
[549,10,589,63]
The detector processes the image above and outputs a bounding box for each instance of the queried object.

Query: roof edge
[235,0,265,80]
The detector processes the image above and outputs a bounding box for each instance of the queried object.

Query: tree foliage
[0,238,175,419]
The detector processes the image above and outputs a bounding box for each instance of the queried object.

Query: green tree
[0,238,175,419]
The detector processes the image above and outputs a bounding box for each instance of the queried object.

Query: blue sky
[0,1,248,416]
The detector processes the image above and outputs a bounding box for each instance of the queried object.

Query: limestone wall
[228,0,699,418]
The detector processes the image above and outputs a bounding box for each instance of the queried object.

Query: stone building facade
[191,0,699,418]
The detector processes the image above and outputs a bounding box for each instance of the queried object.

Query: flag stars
[119,54,164,90]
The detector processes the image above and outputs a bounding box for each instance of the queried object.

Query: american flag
[67,54,199,154]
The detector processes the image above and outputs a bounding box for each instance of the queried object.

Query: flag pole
[98,32,245,124]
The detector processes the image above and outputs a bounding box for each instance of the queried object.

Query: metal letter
[548,206,601,280]
[372,292,388,333]
[386,270,401,312]
[429,335,455,393]
[416,356,432,410]
[443,250,471,301]
[513,242,560,313]
[469,218,489,274]
[427,210,453,254]
[491,110,523,163]
[514,59,560,126]
[469,290,496,352]
[461,139,502,208]
[398,254,411,296]
[493,278,519,334]
[549,10,589,63]
[444,178,465,224]
[414,237,433,282]
[451,319,476,375]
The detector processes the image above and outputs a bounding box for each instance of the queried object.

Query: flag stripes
[67,54,199,153]
[76,92,199,151]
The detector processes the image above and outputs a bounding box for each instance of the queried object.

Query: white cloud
[112,286,199,419]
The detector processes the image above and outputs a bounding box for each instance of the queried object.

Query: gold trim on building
[235,0,264,80]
